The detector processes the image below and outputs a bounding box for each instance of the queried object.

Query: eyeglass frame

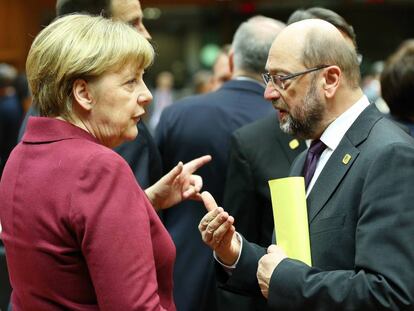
[262,64,330,91]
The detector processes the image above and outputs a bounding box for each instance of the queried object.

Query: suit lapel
[307,136,359,222]
[290,151,306,176]
[272,120,306,163]
[306,104,383,223]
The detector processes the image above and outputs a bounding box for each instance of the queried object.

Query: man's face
[111,0,151,39]
[264,41,327,139]
[211,53,231,91]
[277,76,325,138]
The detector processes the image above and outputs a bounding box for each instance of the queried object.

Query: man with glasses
[199,19,414,310]
[221,8,358,310]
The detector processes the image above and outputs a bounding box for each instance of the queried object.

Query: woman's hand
[145,155,212,211]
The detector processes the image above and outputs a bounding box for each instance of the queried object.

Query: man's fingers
[201,191,218,212]
[199,207,223,231]
[204,211,230,241]
[184,155,212,173]
[219,225,235,247]
[212,217,235,246]
[267,244,278,253]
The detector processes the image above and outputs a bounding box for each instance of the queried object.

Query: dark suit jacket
[219,104,414,310]
[156,79,274,311]
[1,117,175,310]
[18,105,162,189]
[220,114,306,311]
[224,114,306,247]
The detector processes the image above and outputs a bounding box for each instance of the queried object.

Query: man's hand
[145,155,212,210]
[199,191,240,266]
[257,245,287,299]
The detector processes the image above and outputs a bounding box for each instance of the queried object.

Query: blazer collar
[220,79,265,96]
[307,104,384,222]
[291,104,384,223]
[22,116,99,144]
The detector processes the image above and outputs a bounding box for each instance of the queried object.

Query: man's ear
[228,50,235,75]
[72,79,94,111]
[323,66,341,98]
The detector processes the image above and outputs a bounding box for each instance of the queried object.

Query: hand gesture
[199,191,240,266]
[146,155,212,210]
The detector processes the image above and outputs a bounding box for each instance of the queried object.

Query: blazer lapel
[306,136,359,222]
[307,104,383,223]
[289,151,306,176]
[275,131,306,164]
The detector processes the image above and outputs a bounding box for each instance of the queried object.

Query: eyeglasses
[262,65,329,90]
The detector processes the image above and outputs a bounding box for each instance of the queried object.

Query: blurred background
[1,0,414,91]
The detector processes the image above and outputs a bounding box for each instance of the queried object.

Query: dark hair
[381,40,414,119]
[56,0,111,17]
[287,7,357,48]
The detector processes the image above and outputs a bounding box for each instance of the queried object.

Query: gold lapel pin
[342,154,352,164]
[289,139,300,150]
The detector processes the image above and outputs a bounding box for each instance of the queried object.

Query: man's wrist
[215,232,243,268]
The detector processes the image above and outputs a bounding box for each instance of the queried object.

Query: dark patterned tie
[302,139,327,189]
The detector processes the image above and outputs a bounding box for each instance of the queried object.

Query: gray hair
[302,27,361,88]
[232,15,285,73]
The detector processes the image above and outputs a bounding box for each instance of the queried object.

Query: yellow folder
[268,176,312,266]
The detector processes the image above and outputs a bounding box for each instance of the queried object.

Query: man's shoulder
[235,113,278,137]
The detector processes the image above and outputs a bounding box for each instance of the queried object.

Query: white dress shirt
[306,95,370,195]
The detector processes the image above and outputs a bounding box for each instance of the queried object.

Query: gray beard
[279,78,324,139]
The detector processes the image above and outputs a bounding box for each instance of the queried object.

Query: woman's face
[86,66,152,147]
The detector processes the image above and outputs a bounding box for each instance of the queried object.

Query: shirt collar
[306,95,371,150]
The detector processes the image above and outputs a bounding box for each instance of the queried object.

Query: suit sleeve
[223,133,262,243]
[267,142,414,310]
[71,152,168,310]
[216,236,266,298]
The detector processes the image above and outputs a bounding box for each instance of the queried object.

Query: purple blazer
[0,117,176,310]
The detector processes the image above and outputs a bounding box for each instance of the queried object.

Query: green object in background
[200,44,220,68]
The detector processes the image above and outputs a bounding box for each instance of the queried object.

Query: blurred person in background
[13,73,31,114]
[149,71,175,131]
[0,63,22,176]
[18,0,163,190]
[211,44,232,91]
[192,69,214,94]
[156,15,285,311]
[362,60,389,114]
[381,39,414,136]
[0,14,210,310]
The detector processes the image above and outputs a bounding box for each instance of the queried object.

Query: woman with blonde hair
[0,14,209,310]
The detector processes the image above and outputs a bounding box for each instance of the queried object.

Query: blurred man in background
[156,15,285,311]
[381,39,414,136]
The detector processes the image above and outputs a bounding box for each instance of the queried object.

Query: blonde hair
[26,14,154,119]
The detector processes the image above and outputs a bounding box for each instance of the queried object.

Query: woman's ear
[323,66,341,98]
[72,79,94,111]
